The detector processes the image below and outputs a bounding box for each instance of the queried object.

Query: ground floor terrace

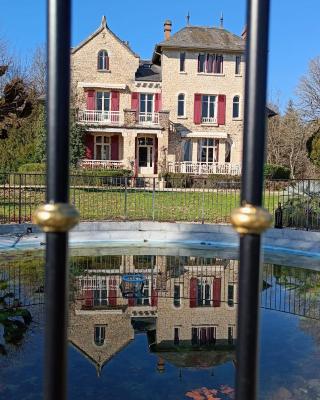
[80,131,241,176]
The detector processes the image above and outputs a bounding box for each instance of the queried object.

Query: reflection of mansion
[72,16,246,176]
[68,255,238,374]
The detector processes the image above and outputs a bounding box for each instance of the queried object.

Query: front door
[138,137,154,174]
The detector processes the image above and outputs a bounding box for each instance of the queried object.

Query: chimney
[241,25,247,39]
[164,20,172,40]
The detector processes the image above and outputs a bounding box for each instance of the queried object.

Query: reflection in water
[1,249,320,399]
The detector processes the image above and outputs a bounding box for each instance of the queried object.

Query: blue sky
[1,0,320,111]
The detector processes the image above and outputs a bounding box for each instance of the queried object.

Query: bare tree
[298,56,320,122]
[29,46,46,96]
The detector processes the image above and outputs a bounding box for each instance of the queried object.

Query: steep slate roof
[153,26,245,64]
[72,16,139,58]
[135,60,162,82]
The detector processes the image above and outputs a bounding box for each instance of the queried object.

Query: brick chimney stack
[164,20,172,40]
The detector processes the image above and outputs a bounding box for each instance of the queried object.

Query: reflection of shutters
[155,93,162,112]
[191,327,198,345]
[151,287,158,306]
[190,277,198,308]
[86,90,95,110]
[134,137,138,176]
[217,95,226,125]
[213,278,221,307]
[111,91,120,111]
[154,136,158,174]
[84,290,93,308]
[108,278,117,306]
[128,296,135,307]
[194,94,202,124]
[111,136,119,160]
[85,135,94,159]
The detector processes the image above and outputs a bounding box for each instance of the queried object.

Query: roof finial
[186,11,190,26]
[101,15,107,28]
[220,12,224,28]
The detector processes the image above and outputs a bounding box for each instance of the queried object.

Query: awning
[180,131,228,139]
[78,82,127,90]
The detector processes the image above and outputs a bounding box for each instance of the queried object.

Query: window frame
[201,95,217,124]
[199,138,219,163]
[177,93,186,117]
[94,135,111,160]
[235,55,241,75]
[97,50,109,71]
[139,93,155,115]
[179,52,186,72]
[197,53,224,74]
[232,95,240,119]
[96,91,111,112]
[94,325,106,346]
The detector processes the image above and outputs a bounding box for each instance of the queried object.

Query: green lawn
[0,186,287,224]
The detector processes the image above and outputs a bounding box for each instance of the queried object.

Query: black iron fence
[0,173,319,230]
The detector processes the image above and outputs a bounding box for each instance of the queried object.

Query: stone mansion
[72,16,246,176]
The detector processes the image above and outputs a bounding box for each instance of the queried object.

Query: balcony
[78,110,121,125]
[201,116,217,125]
[78,159,125,169]
[138,112,159,126]
[167,162,241,176]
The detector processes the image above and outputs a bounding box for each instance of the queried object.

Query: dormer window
[198,53,223,74]
[97,50,109,71]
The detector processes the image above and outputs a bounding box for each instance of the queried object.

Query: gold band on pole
[231,203,272,235]
[33,203,80,233]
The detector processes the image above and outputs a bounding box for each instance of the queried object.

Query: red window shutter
[153,136,158,174]
[85,134,94,159]
[194,94,202,124]
[111,91,120,111]
[128,296,135,307]
[84,290,93,308]
[108,278,117,306]
[131,92,139,111]
[151,287,158,306]
[190,277,198,308]
[213,278,221,307]
[218,95,226,125]
[155,93,162,112]
[86,90,95,110]
[111,135,119,160]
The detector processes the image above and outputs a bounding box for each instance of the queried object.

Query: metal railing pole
[32,1,78,400]
[231,1,271,400]
[152,177,155,221]
[18,173,22,224]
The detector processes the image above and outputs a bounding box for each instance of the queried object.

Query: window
[173,284,181,307]
[133,255,155,269]
[180,52,186,72]
[228,326,234,344]
[94,325,106,346]
[198,54,223,74]
[200,138,218,163]
[228,284,234,307]
[136,279,150,306]
[97,50,109,70]
[191,326,216,346]
[201,95,217,123]
[183,140,192,161]
[96,91,110,112]
[233,96,240,118]
[177,94,185,117]
[140,94,154,114]
[235,55,241,75]
[197,282,212,306]
[174,327,180,345]
[95,135,111,160]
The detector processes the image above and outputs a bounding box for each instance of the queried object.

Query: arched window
[97,50,109,71]
[177,93,185,117]
[94,325,106,346]
[232,96,240,118]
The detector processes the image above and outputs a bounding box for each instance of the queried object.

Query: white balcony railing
[167,162,242,176]
[201,116,217,124]
[78,110,121,125]
[138,112,159,125]
[79,160,124,170]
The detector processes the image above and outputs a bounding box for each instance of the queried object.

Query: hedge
[161,172,241,189]
[264,164,290,180]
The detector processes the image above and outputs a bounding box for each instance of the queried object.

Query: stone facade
[71,16,245,176]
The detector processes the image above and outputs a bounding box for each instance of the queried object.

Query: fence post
[201,183,205,224]
[18,173,22,224]
[124,177,128,220]
[306,179,310,231]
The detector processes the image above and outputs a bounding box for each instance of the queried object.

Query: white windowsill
[97,70,111,73]
[177,116,188,119]
[179,71,187,74]
[197,73,225,77]
[201,122,219,127]
[235,74,242,77]
[232,118,243,121]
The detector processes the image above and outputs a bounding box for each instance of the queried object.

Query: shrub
[264,164,290,180]
[18,163,46,173]
[160,172,241,189]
